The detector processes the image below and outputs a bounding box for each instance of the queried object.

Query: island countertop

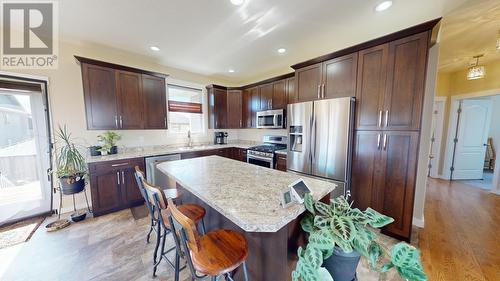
[157,156,336,232]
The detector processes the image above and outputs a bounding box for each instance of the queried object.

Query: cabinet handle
[115,115,118,128]
[121,171,125,185]
[111,162,129,167]
[377,133,381,149]
[116,171,120,185]
[240,120,242,128]
[322,84,325,99]
[317,85,321,99]
[383,134,387,150]
[384,110,389,127]
[378,111,382,127]
[119,116,123,128]
[164,116,167,128]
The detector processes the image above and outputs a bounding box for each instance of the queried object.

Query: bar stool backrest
[167,198,201,253]
[134,166,155,215]
[142,179,168,210]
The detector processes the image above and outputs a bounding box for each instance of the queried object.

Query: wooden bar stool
[167,198,249,281]
[136,167,206,277]
[133,168,158,243]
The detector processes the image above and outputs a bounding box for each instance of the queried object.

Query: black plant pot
[323,247,361,281]
[109,146,118,155]
[70,211,87,222]
[59,176,85,195]
[89,146,102,156]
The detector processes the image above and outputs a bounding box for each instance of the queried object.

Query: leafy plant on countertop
[292,194,427,281]
[97,131,121,154]
[53,125,87,180]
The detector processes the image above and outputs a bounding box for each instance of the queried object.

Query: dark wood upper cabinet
[78,57,167,130]
[142,74,167,129]
[384,32,428,131]
[116,71,144,129]
[355,44,389,130]
[213,88,228,129]
[286,77,296,105]
[295,63,322,102]
[82,64,119,130]
[242,89,252,128]
[272,79,287,109]
[227,90,242,128]
[323,53,357,99]
[250,87,260,127]
[259,83,273,111]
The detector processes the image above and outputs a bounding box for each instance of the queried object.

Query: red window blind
[168,101,202,114]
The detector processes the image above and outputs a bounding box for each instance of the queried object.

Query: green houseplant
[292,194,426,281]
[97,131,121,155]
[54,125,87,195]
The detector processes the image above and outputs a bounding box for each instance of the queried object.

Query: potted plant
[292,194,427,281]
[97,131,121,155]
[54,125,87,196]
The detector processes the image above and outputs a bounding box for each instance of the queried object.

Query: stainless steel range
[247,135,287,169]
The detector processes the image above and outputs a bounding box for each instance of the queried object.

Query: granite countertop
[157,156,335,233]
[275,149,287,155]
[86,142,254,163]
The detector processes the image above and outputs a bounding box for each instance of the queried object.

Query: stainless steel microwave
[256,109,284,129]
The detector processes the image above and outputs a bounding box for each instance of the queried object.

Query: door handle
[111,162,129,167]
[317,85,321,99]
[119,115,123,128]
[322,84,325,99]
[164,116,167,128]
[383,134,387,150]
[378,111,382,127]
[115,115,118,128]
[377,133,381,149]
[121,171,125,185]
[240,120,242,128]
[116,171,120,185]
[384,110,389,127]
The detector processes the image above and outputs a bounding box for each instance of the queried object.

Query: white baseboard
[412,216,425,228]
[491,189,500,196]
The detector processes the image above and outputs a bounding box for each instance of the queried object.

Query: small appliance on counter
[214,131,228,145]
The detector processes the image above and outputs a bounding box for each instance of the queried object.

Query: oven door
[256,110,284,129]
[247,154,274,169]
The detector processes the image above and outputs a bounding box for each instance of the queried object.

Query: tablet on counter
[288,178,311,204]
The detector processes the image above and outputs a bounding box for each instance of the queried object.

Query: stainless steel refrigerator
[287,97,355,197]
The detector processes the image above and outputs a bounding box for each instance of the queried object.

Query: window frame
[166,80,207,135]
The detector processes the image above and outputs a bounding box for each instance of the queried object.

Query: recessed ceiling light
[375,1,393,12]
[228,69,235,73]
[277,48,287,54]
[230,0,245,6]
[150,46,160,51]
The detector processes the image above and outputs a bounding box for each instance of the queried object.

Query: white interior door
[452,99,492,180]
[0,89,51,224]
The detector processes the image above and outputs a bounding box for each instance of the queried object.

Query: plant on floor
[292,194,426,281]
[53,125,87,194]
[97,131,121,154]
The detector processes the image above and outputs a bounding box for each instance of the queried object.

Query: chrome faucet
[187,130,192,147]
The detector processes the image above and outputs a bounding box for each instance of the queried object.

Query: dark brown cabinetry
[272,79,287,109]
[180,147,247,162]
[286,77,296,104]
[89,158,145,216]
[207,86,228,129]
[295,53,357,102]
[142,74,167,129]
[77,56,167,130]
[242,89,253,128]
[275,154,287,171]
[259,83,274,111]
[227,90,243,128]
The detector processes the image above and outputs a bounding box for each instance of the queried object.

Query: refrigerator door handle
[377,133,381,149]
[317,85,321,99]
[378,111,382,127]
[383,134,387,150]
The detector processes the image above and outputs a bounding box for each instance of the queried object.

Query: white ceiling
[53,0,468,84]
[438,0,500,73]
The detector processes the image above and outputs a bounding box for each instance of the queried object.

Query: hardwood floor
[419,178,500,281]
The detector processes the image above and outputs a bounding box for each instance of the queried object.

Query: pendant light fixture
[467,55,485,80]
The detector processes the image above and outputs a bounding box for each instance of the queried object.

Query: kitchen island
[157,156,335,281]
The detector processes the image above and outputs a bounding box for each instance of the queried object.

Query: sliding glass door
[0,86,51,224]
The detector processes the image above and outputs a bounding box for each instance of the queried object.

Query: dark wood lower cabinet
[89,158,145,216]
[276,154,287,171]
[351,131,419,242]
[180,147,247,162]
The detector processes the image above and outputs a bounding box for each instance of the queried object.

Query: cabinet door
[272,79,287,109]
[295,63,322,102]
[379,131,419,241]
[286,77,296,105]
[82,64,119,130]
[90,169,122,215]
[351,131,384,211]
[242,89,252,128]
[323,53,357,99]
[259,83,273,111]
[227,90,242,128]
[214,88,228,129]
[384,32,428,131]
[142,74,167,129]
[250,87,260,127]
[116,71,144,129]
[276,154,287,171]
[121,161,145,206]
[355,44,388,130]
